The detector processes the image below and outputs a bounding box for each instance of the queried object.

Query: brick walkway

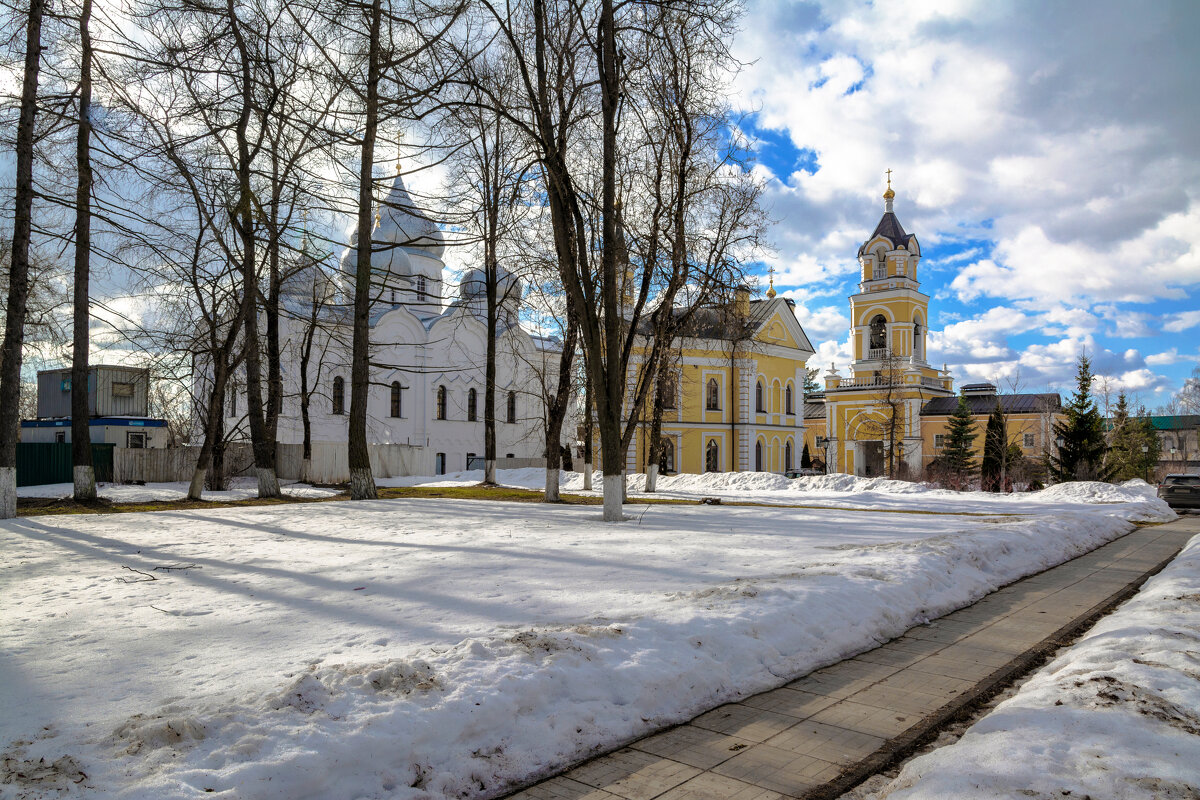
[509,517,1200,800]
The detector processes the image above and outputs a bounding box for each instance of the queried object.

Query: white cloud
[1164,310,1200,333]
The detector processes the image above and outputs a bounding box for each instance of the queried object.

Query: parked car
[785,468,825,478]
[1158,474,1200,509]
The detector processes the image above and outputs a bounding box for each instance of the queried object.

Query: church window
[755,380,764,412]
[934,434,945,449]
[659,438,675,473]
[436,385,447,420]
[869,315,887,352]
[416,275,426,299]
[1024,433,1036,448]
[660,376,676,409]
[755,441,763,471]
[467,388,477,421]
[705,439,720,473]
[873,249,887,279]
[332,376,345,415]
[506,391,517,423]
[435,452,445,475]
[390,288,397,306]
[390,381,402,418]
[785,440,794,471]
[785,383,794,414]
[705,378,719,411]
[227,378,237,417]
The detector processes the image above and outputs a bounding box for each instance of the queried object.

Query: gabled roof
[921,393,1062,416]
[634,296,813,354]
[803,401,826,420]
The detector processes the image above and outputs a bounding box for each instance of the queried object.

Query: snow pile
[791,474,932,495]
[17,478,341,502]
[0,490,1175,799]
[1031,478,1160,505]
[874,530,1200,799]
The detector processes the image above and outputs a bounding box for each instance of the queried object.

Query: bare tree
[0,0,47,518]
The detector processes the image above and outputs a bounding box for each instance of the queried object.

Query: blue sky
[729,0,1200,407]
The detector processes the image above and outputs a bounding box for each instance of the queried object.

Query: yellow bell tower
[821,174,954,477]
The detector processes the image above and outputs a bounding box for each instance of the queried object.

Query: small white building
[216,169,562,476]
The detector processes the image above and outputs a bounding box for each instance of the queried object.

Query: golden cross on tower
[395,131,405,174]
[766,264,777,299]
[885,168,892,189]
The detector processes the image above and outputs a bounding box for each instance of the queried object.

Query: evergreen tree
[801,442,812,469]
[1107,394,1161,481]
[1048,355,1112,482]
[981,402,1006,492]
[940,394,978,489]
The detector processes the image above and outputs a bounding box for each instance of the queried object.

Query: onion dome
[376,169,445,257]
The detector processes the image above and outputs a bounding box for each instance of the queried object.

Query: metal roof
[921,393,1061,416]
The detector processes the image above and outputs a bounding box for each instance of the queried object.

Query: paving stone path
[510,516,1200,800]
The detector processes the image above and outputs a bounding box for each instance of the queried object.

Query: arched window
[869,314,887,352]
[873,248,887,279]
[659,438,674,473]
[467,388,477,421]
[390,381,402,418]
[506,390,517,423]
[913,321,924,360]
[416,275,427,299]
[755,441,763,471]
[332,376,345,415]
[785,440,793,471]
[705,439,720,473]
[227,378,237,417]
[705,378,719,411]
[436,385,447,420]
[755,380,764,412]
[785,383,794,415]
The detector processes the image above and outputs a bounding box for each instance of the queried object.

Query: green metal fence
[16,443,115,487]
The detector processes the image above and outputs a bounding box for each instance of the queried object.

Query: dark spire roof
[858,212,911,255]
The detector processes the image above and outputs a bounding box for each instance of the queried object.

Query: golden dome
[882,187,895,200]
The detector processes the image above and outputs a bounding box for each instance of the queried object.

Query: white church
[219,169,563,477]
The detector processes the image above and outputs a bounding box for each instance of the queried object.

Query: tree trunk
[348,0,382,500]
[483,212,498,487]
[0,0,45,519]
[582,371,593,490]
[71,0,96,502]
[189,362,231,500]
[227,0,279,498]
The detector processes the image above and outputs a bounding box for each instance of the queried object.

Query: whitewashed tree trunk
[645,463,658,493]
[0,468,15,518]
[621,470,628,502]
[187,467,206,501]
[603,473,623,521]
[545,467,560,502]
[485,458,496,485]
[73,465,96,500]
[300,458,312,485]
[349,467,375,500]
[256,467,280,498]
[583,462,593,491]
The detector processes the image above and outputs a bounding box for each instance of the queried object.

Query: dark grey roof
[960,382,997,393]
[858,212,915,255]
[634,298,771,341]
[803,401,826,420]
[921,393,1061,416]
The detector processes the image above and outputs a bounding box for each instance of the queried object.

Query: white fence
[113,442,429,485]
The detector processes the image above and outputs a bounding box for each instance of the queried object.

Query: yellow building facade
[624,288,815,475]
[804,182,1062,477]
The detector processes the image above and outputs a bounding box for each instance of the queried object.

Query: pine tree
[801,442,812,469]
[1107,394,1161,482]
[981,402,1006,492]
[940,394,978,489]
[1048,355,1112,483]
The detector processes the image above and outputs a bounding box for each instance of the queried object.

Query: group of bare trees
[0,0,765,521]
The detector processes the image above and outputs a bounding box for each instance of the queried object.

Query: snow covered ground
[869,529,1200,799]
[0,476,1174,799]
[17,478,341,503]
